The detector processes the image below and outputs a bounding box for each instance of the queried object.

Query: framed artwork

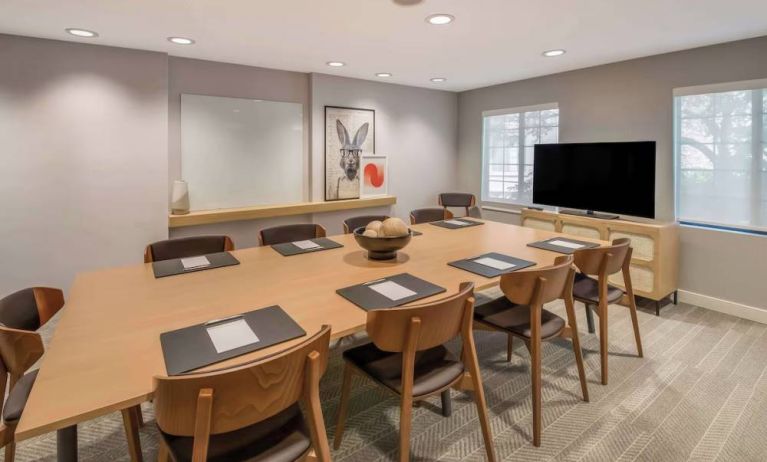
[360,155,388,197]
[325,106,375,201]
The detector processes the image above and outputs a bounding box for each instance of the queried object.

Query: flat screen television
[532,141,656,219]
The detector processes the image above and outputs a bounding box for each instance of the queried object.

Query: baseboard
[678,290,767,324]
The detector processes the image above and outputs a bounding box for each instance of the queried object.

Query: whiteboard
[181,94,304,210]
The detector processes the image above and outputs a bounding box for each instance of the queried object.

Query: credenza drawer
[609,265,654,294]
[522,217,556,232]
[562,223,601,240]
[609,230,655,262]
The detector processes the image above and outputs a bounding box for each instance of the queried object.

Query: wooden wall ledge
[168,195,397,228]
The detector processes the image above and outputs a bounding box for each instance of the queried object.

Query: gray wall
[0,34,168,295]
[457,36,767,308]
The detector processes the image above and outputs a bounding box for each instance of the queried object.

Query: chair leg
[564,296,589,403]
[530,339,542,447]
[132,405,144,428]
[440,389,452,417]
[628,296,644,358]
[399,394,413,462]
[333,364,354,450]
[4,441,15,462]
[598,304,609,385]
[506,334,514,362]
[121,408,144,462]
[584,303,595,334]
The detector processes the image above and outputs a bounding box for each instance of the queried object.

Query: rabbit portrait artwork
[325,106,375,200]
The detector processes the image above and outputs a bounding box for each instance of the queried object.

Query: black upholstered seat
[475,296,566,340]
[2,369,38,424]
[343,343,465,397]
[159,404,311,462]
[572,273,624,304]
[146,236,233,263]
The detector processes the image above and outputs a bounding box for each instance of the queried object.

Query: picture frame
[324,106,376,201]
[360,155,388,197]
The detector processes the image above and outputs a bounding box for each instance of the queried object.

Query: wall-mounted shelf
[169,195,397,228]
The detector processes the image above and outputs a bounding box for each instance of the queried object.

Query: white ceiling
[2,0,766,92]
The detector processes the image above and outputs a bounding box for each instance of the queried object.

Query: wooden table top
[17,219,604,440]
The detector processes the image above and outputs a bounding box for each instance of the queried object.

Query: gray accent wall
[457,36,767,309]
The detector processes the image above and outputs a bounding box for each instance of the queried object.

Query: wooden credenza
[521,209,679,306]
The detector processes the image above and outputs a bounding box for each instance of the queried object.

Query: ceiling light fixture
[168,37,195,45]
[430,77,447,83]
[65,28,98,38]
[426,14,454,25]
[375,72,392,77]
[542,49,566,57]
[326,61,346,67]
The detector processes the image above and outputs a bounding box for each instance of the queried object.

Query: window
[674,80,767,233]
[481,103,558,205]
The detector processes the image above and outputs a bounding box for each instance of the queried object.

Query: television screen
[532,142,656,218]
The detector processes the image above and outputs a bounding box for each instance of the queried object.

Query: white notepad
[369,280,417,301]
[206,318,260,354]
[548,239,585,250]
[180,255,211,270]
[473,257,515,271]
[293,240,321,250]
[444,219,469,226]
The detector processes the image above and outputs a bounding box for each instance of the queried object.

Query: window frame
[673,78,767,235]
[481,102,559,206]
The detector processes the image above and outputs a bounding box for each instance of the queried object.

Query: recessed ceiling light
[426,14,454,25]
[430,77,447,83]
[168,37,195,45]
[326,61,346,67]
[65,28,98,38]
[542,49,566,57]
[375,72,392,78]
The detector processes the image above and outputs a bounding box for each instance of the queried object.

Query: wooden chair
[342,215,390,234]
[259,224,326,246]
[144,236,235,263]
[572,238,643,385]
[408,208,453,225]
[0,288,64,462]
[473,255,588,447]
[334,283,496,462]
[438,193,477,217]
[154,326,332,462]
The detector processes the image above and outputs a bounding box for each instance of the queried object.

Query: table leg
[121,408,144,462]
[57,425,77,462]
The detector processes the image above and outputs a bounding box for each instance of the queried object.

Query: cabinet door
[522,217,556,232]
[561,223,601,240]
[609,265,655,295]
[609,230,655,262]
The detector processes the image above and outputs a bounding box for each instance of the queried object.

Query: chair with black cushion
[259,224,327,246]
[438,193,477,217]
[154,326,332,462]
[334,283,496,462]
[572,238,643,385]
[144,236,235,263]
[408,208,453,225]
[342,215,390,234]
[473,255,588,447]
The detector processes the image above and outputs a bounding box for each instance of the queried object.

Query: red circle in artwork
[364,163,385,188]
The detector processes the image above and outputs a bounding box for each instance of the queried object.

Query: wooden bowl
[353,227,412,260]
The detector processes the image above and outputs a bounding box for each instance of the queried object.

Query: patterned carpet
[12,291,767,461]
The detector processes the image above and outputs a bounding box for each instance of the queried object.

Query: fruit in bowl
[354,217,412,260]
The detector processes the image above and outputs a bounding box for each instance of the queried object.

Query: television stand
[560,209,619,220]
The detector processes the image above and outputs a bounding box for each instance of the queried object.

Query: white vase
[171,180,190,215]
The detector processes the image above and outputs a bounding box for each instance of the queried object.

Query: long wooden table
[17,220,604,448]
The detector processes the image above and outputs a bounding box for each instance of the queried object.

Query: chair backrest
[343,215,390,234]
[439,193,476,216]
[499,255,575,306]
[366,282,474,352]
[0,287,64,408]
[259,224,327,246]
[154,326,331,437]
[409,208,453,225]
[573,238,631,277]
[144,236,234,263]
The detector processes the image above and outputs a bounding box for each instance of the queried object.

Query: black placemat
[448,252,536,278]
[160,305,306,375]
[271,237,343,256]
[336,273,446,311]
[430,218,484,230]
[527,237,600,254]
[152,252,240,278]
